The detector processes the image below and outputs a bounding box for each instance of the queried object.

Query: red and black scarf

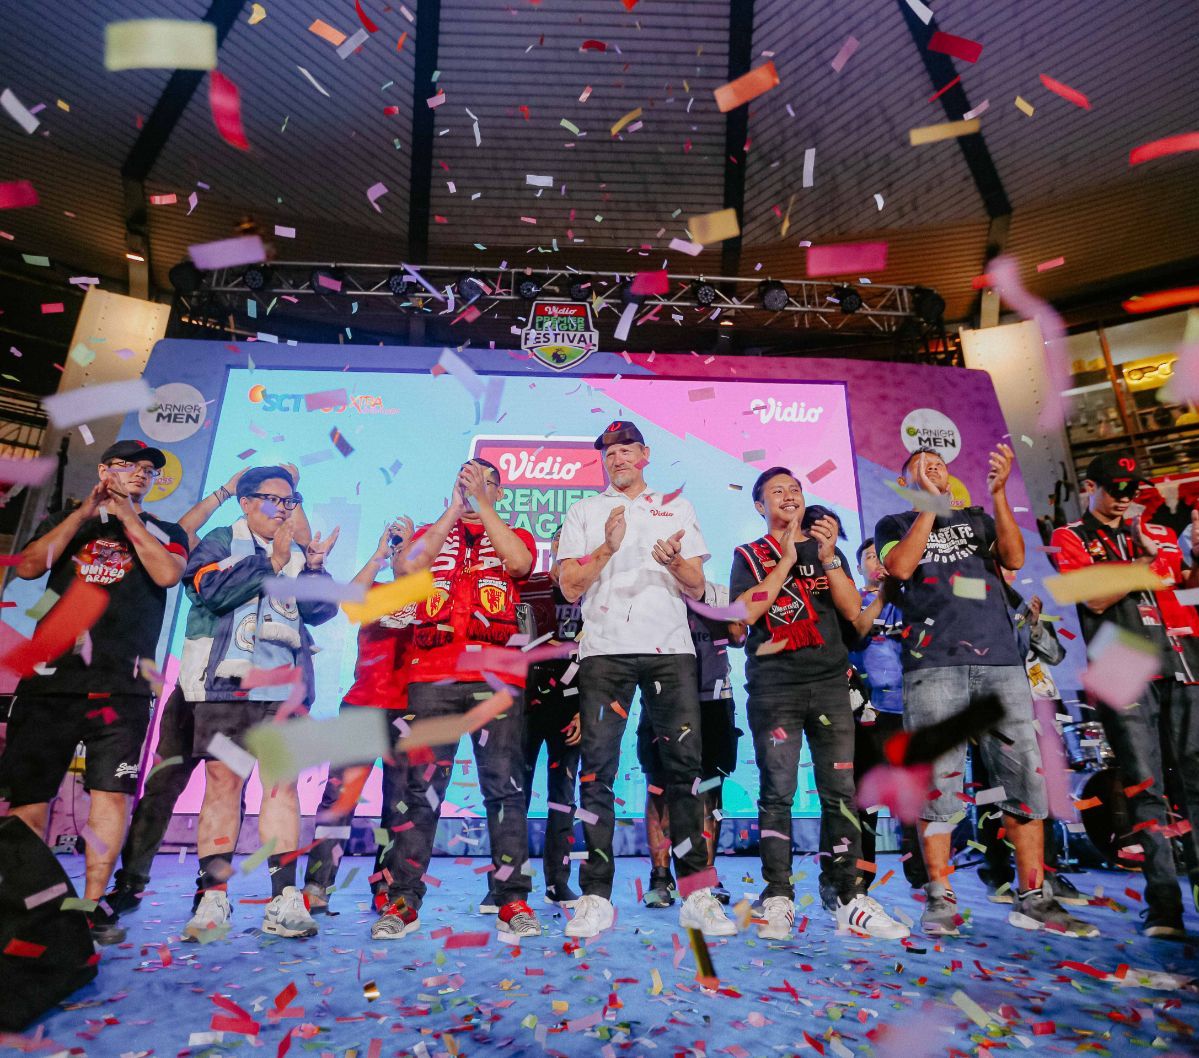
[733,534,825,650]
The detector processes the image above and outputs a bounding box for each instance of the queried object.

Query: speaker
[0,816,98,1031]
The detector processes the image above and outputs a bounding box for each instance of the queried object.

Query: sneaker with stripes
[836,893,910,940]
[497,900,543,938]
[757,895,795,941]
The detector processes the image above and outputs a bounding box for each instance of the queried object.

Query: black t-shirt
[873,507,1021,671]
[729,538,851,690]
[15,507,190,697]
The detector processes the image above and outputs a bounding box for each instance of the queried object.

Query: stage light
[833,285,862,314]
[914,286,945,324]
[387,270,413,297]
[169,261,203,294]
[311,268,345,294]
[693,279,718,307]
[517,276,543,300]
[456,272,486,302]
[568,276,593,301]
[759,280,789,312]
[242,264,271,292]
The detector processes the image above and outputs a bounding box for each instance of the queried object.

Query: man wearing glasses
[179,466,339,941]
[375,459,541,941]
[1,440,190,945]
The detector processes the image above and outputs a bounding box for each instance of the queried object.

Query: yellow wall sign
[1122,352,1177,391]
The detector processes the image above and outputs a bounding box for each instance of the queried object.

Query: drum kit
[1061,720,1130,868]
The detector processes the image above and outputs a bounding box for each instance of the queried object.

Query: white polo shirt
[557,484,710,658]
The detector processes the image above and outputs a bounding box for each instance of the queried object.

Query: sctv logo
[248,385,304,412]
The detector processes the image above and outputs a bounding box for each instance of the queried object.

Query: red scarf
[733,534,825,650]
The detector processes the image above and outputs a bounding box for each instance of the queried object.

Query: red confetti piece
[444,931,491,949]
[806,241,888,277]
[928,74,961,102]
[1123,777,1154,797]
[1122,286,1199,314]
[630,269,669,296]
[330,427,354,457]
[3,938,46,958]
[1039,73,1091,110]
[209,71,250,151]
[927,31,983,63]
[0,180,38,209]
[0,580,108,677]
[807,459,837,483]
[1032,1021,1056,1035]
[1129,131,1199,166]
[274,982,297,1011]
[355,0,379,33]
[609,700,628,718]
[1036,256,1065,272]
[580,40,607,52]
[41,302,64,314]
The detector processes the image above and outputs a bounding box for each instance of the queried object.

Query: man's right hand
[603,505,626,552]
[913,452,939,494]
[777,514,803,559]
[79,481,109,520]
[271,520,295,573]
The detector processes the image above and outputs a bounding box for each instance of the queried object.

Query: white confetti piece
[1,88,40,134]
[297,66,331,97]
[42,379,154,429]
[802,147,816,188]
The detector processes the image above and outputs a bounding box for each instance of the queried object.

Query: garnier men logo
[520,300,599,371]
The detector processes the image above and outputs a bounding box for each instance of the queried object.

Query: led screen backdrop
[4,340,1078,822]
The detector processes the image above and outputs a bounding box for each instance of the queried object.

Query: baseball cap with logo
[593,419,646,450]
[1084,453,1147,498]
[100,439,166,469]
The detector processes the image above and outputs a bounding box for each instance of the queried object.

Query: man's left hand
[102,473,138,523]
[807,515,839,565]
[457,463,492,508]
[987,443,1015,495]
[652,528,685,567]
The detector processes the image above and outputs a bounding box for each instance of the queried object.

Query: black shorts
[1,694,151,805]
[636,698,740,784]
[192,699,283,757]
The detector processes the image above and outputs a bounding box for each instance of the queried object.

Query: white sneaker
[836,893,910,940]
[679,888,737,937]
[262,886,318,938]
[182,890,231,943]
[564,894,615,938]
[757,895,795,941]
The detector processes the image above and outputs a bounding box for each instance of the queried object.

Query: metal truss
[194,262,921,334]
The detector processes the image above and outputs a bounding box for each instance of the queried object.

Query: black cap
[593,419,645,450]
[1084,453,1147,497]
[101,439,166,469]
[236,465,298,500]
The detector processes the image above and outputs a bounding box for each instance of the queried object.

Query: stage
[25,855,1199,1057]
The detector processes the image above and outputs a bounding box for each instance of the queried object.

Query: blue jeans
[748,675,862,901]
[1098,678,1199,901]
[576,654,707,899]
[902,664,1047,822]
[381,681,531,911]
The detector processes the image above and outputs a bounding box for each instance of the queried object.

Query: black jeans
[115,686,209,889]
[1098,679,1199,901]
[524,662,581,892]
[304,704,408,895]
[381,681,531,911]
[853,709,927,889]
[748,675,862,901]
[576,654,707,899]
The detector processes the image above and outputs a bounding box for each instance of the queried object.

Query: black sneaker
[711,881,731,906]
[818,877,838,914]
[478,891,499,915]
[1047,874,1087,907]
[88,903,127,946]
[1141,903,1186,939]
[104,880,144,917]
[545,882,580,908]
[644,868,675,909]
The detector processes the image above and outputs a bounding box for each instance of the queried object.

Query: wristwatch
[822,557,842,571]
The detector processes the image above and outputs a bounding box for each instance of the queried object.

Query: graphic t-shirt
[848,589,905,713]
[16,507,189,696]
[1051,511,1199,682]
[873,508,1021,671]
[729,537,851,690]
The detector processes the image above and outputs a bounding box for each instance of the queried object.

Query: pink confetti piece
[0,456,56,486]
[23,882,68,909]
[209,70,250,151]
[630,269,669,296]
[927,30,983,63]
[829,36,858,73]
[189,234,267,270]
[1129,131,1199,166]
[304,387,348,411]
[1036,256,1065,272]
[1039,73,1091,110]
[687,386,716,402]
[366,181,389,212]
[806,458,836,483]
[668,237,703,256]
[806,241,887,277]
[41,302,64,314]
[1079,626,1159,708]
[684,595,748,623]
[0,180,38,209]
[443,931,490,949]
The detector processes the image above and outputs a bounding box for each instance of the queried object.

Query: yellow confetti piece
[909,118,981,146]
[1014,95,1035,117]
[951,989,993,1028]
[951,576,987,600]
[650,968,664,995]
[249,5,267,25]
[521,1014,538,1029]
[1044,564,1166,605]
[689,207,740,245]
[610,107,642,136]
[104,19,218,72]
[551,1000,569,1014]
[342,570,434,623]
[56,99,70,112]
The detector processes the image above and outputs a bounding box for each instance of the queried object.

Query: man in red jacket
[1051,453,1199,937]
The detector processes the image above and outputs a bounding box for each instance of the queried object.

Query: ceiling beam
[720,0,755,279]
[120,0,247,297]
[406,0,443,266]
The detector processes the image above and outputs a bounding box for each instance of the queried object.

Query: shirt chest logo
[75,538,133,586]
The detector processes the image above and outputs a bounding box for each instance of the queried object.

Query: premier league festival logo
[520,300,599,371]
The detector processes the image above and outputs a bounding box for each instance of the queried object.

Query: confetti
[1079,623,1159,708]
[190,234,267,270]
[245,706,391,785]
[1044,562,1164,604]
[209,71,250,151]
[0,456,57,486]
[806,459,836,483]
[1129,131,1199,166]
[105,19,217,71]
[206,732,257,779]
[909,118,981,146]
[0,180,38,209]
[610,107,642,136]
[42,378,154,428]
[366,181,389,212]
[904,0,934,23]
[807,241,888,277]
[689,208,740,245]
[1014,95,1035,116]
[1,88,40,134]
[1039,73,1091,110]
[308,19,347,46]
[713,61,779,112]
[951,576,987,600]
[829,36,858,73]
[304,387,349,411]
[927,31,982,63]
[342,571,435,624]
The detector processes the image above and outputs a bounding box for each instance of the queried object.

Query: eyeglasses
[248,492,303,510]
[106,460,161,479]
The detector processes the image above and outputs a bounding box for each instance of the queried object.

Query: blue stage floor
[21,855,1199,1057]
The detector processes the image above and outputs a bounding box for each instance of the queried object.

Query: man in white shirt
[556,420,736,938]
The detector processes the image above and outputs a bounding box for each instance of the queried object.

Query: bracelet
[214,486,231,504]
